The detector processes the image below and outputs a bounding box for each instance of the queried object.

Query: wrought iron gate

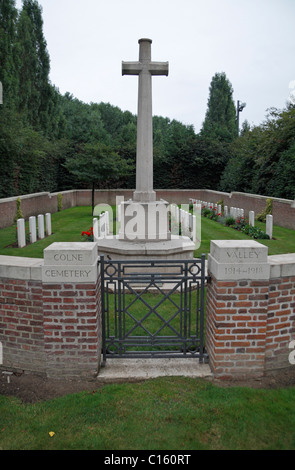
[100,255,209,364]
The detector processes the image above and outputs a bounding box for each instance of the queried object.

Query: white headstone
[99,213,106,238]
[29,216,37,244]
[224,206,228,216]
[93,218,99,240]
[38,214,45,239]
[266,214,273,239]
[45,213,52,236]
[192,214,197,242]
[105,211,110,235]
[249,211,255,227]
[17,218,26,248]
[175,206,179,225]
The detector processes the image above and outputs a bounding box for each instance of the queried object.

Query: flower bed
[201,206,270,240]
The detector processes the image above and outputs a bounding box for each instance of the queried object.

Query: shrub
[225,216,235,226]
[217,198,224,213]
[14,198,24,223]
[202,207,212,218]
[256,198,273,222]
[242,225,270,239]
[57,193,63,212]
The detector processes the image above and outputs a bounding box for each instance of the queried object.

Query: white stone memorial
[96,38,195,260]
[122,38,168,204]
[45,213,52,236]
[93,218,99,239]
[266,214,273,239]
[208,240,270,280]
[249,211,255,227]
[17,218,26,248]
[29,216,37,244]
[42,242,99,284]
[38,214,45,239]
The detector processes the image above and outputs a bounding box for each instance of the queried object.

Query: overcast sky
[15,0,295,132]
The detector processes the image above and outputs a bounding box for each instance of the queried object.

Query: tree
[219,103,295,198]
[201,72,237,142]
[0,0,19,109]
[64,142,134,214]
[17,0,54,134]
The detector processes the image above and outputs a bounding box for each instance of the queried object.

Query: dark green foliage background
[1,1,294,200]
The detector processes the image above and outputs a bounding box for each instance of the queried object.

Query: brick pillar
[206,240,270,379]
[42,243,101,379]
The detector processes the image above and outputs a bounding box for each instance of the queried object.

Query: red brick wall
[0,263,102,378]
[2,188,294,229]
[191,190,295,230]
[0,278,44,373]
[206,273,295,379]
[206,277,269,379]
[266,276,295,371]
[0,254,294,380]
[43,278,101,379]
[0,191,77,230]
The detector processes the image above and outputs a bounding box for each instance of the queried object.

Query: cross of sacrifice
[122,38,169,203]
[0,81,3,105]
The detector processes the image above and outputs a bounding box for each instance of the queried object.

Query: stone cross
[0,81,3,105]
[122,39,169,203]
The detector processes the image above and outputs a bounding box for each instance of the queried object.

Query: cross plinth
[122,38,169,203]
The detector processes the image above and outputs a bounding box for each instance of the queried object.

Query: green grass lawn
[1,207,295,450]
[195,216,295,257]
[0,377,294,450]
[0,206,294,259]
[0,206,95,259]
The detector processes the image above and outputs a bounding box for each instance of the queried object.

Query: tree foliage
[201,72,237,142]
[220,103,295,199]
[0,2,295,201]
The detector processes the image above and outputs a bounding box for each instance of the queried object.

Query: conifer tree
[17,0,52,133]
[0,0,19,109]
[201,72,237,142]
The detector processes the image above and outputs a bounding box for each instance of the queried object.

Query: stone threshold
[96,357,212,382]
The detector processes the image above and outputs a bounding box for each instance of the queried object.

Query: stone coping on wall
[0,256,43,281]
[228,191,295,207]
[0,190,76,203]
[1,252,295,281]
[1,188,294,204]
[268,253,295,278]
